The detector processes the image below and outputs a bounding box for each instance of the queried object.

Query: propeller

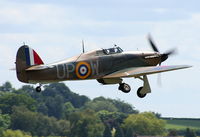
[148,34,176,65]
[148,34,176,86]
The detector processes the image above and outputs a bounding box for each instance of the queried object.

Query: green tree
[11,106,38,133]
[152,112,161,118]
[103,124,112,137]
[37,103,48,115]
[0,93,36,114]
[0,113,11,136]
[91,97,138,114]
[69,109,104,137]
[124,127,134,137]
[45,95,64,119]
[84,99,118,112]
[114,124,124,137]
[0,82,13,92]
[109,99,138,114]
[11,106,70,136]
[185,128,196,137]
[98,110,127,128]
[122,112,166,136]
[15,85,35,95]
[43,83,90,108]
[168,129,178,136]
[63,102,75,119]
[2,129,31,137]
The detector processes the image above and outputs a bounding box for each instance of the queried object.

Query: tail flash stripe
[24,46,44,66]
[33,50,44,65]
[29,48,34,66]
[25,47,31,66]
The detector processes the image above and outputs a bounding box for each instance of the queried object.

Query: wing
[103,65,191,78]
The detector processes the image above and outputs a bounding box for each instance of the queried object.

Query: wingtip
[183,65,192,68]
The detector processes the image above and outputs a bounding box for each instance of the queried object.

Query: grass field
[163,118,200,130]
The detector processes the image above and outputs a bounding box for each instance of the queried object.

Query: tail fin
[16,45,44,83]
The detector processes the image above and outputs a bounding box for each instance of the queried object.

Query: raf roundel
[76,62,91,79]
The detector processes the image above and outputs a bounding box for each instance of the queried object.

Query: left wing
[103,65,191,78]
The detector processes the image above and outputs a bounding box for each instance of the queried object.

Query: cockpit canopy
[102,46,123,55]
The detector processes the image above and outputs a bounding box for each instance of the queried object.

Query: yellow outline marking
[76,62,91,79]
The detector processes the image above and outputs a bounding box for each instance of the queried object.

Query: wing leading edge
[103,65,192,78]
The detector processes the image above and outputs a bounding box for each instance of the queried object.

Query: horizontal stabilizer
[9,67,16,71]
[26,65,54,71]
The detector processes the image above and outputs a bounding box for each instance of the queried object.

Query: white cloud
[0,3,73,29]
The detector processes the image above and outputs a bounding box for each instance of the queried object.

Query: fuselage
[26,48,162,84]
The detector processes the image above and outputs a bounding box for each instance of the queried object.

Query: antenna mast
[82,40,85,53]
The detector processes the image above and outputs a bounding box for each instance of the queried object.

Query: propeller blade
[161,49,176,62]
[157,73,162,87]
[163,49,176,56]
[147,34,177,64]
[148,34,160,52]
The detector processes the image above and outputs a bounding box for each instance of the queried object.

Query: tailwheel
[137,87,146,98]
[118,83,131,93]
[36,86,42,92]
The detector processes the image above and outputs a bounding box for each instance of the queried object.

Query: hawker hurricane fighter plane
[15,36,191,98]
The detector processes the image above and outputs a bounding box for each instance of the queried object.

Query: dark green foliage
[168,129,178,136]
[124,127,134,137]
[0,82,172,137]
[63,102,75,119]
[122,112,166,136]
[114,124,124,137]
[11,106,70,136]
[152,112,161,118]
[86,97,138,114]
[0,82,13,92]
[37,103,48,115]
[69,109,105,137]
[43,83,90,108]
[98,110,127,128]
[0,92,36,114]
[0,113,11,136]
[110,99,138,114]
[18,83,90,109]
[195,130,200,136]
[103,124,112,137]
[15,83,90,119]
[185,128,196,137]
[0,114,11,129]
[45,95,64,119]
[2,129,32,137]
[84,98,118,112]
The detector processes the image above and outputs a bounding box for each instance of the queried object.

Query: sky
[0,0,200,118]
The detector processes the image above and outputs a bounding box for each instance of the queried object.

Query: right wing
[103,65,191,78]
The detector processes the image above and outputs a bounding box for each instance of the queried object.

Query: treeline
[163,117,200,121]
[0,82,198,137]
